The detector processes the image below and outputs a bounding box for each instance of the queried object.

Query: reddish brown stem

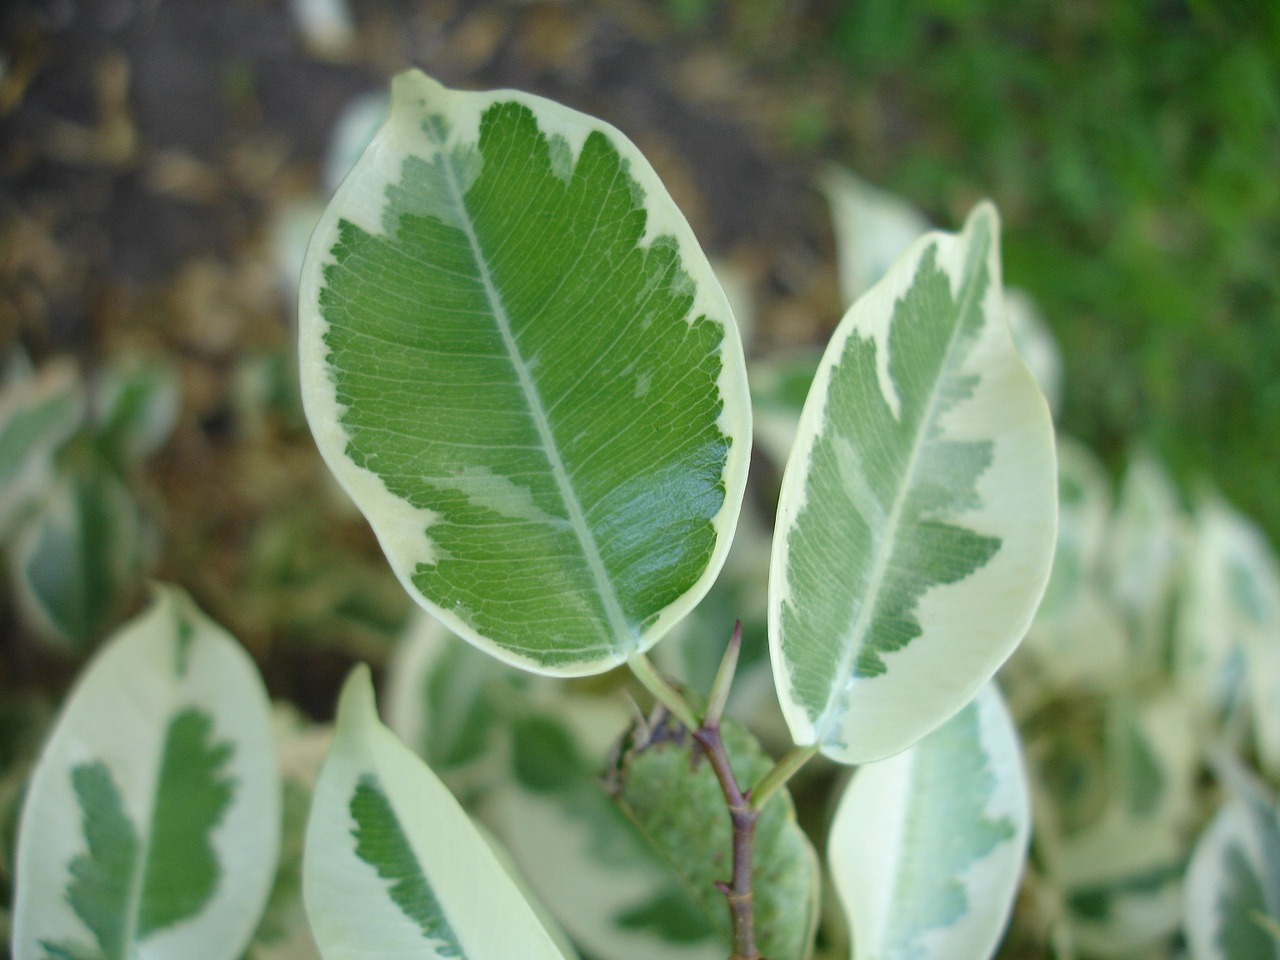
[693,722,765,960]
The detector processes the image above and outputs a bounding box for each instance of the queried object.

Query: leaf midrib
[115,703,221,957]
[429,121,635,649]
[815,236,989,743]
[117,711,166,957]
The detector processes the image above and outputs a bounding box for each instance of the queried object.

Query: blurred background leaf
[1,2,1278,958]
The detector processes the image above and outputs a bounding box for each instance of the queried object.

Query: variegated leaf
[91,355,180,468]
[302,665,567,960]
[1185,798,1280,960]
[828,683,1029,960]
[822,167,931,305]
[605,703,821,960]
[1181,500,1280,777]
[299,69,751,676]
[1013,437,1125,699]
[12,586,280,960]
[11,466,145,652]
[1177,496,1280,735]
[1104,453,1185,675]
[1026,692,1198,958]
[0,360,84,540]
[770,203,1057,763]
[384,611,530,778]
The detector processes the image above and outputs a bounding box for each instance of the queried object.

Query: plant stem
[627,653,699,731]
[693,721,763,960]
[704,620,743,729]
[635,627,820,960]
[750,744,820,812]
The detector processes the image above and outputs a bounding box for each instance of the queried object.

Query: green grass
[664,0,1279,541]
[815,0,1280,540]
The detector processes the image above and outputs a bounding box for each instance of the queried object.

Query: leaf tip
[336,663,377,729]
[965,199,1001,238]
[389,68,445,117]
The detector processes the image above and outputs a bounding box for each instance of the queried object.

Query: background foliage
[0,2,1277,959]
[668,0,1280,541]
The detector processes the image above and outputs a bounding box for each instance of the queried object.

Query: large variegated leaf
[770,203,1057,763]
[828,683,1029,960]
[1185,798,1280,960]
[299,69,751,676]
[302,665,567,960]
[12,586,280,960]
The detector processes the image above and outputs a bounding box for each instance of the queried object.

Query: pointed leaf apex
[704,621,743,728]
[336,664,376,726]
[390,68,442,108]
[966,199,1000,232]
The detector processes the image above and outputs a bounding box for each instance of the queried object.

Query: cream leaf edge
[11,585,280,960]
[303,664,569,960]
[769,203,1058,762]
[828,683,1030,960]
[298,68,751,677]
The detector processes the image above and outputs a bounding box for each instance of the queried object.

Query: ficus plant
[293,67,1057,959]
[816,174,1280,960]
[9,68,1063,960]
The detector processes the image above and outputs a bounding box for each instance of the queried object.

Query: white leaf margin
[822,170,1062,416]
[770,203,1058,762]
[12,585,281,960]
[302,664,568,960]
[297,69,753,677]
[828,683,1030,960]
[821,166,932,305]
[1185,799,1280,960]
